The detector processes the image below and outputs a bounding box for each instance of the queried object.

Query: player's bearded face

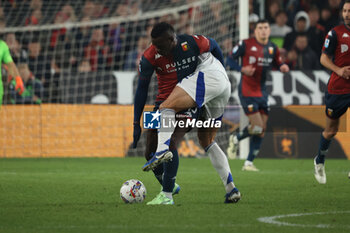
[343,3,350,26]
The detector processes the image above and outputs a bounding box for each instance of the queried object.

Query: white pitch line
[258,211,350,229]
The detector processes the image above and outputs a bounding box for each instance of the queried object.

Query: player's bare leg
[314,117,340,184]
[159,86,196,112]
[323,117,339,140]
[238,112,267,171]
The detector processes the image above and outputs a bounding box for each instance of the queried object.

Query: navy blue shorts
[239,95,269,115]
[325,91,350,119]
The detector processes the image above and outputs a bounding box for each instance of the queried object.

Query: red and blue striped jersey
[322,24,350,94]
[139,34,210,101]
[231,37,283,97]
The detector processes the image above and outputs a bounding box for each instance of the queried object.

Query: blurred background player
[0,39,24,108]
[314,0,350,184]
[227,19,289,171]
[139,22,240,205]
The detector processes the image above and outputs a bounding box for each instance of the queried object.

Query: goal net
[0,0,240,158]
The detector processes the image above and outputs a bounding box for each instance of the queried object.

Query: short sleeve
[322,30,337,56]
[231,40,246,60]
[192,35,210,54]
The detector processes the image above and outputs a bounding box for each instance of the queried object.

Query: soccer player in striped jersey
[227,19,289,171]
[133,22,240,204]
[314,0,350,184]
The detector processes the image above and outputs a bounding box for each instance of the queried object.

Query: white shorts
[176,53,231,120]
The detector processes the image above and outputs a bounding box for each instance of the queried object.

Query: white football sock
[156,108,175,153]
[244,160,253,166]
[163,191,173,199]
[206,142,235,193]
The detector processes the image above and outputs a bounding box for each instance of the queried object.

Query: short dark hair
[275,10,287,17]
[254,19,269,28]
[343,0,350,7]
[151,22,175,38]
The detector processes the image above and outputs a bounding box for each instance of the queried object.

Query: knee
[159,102,173,110]
[323,129,338,139]
[248,125,264,136]
[198,134,214,149]
[159,102,166,110]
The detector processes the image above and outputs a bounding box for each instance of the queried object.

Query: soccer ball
[120,179,147,203]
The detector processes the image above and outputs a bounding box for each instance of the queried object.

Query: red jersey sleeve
[192,35,210,54]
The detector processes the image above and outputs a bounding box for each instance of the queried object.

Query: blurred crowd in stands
[0,0,346,103]
[258,0,343,70]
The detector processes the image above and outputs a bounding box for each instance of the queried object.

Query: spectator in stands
[249,14,259,38]
[84,28,111,71]
[270,10,292,48]
[49,11,68,49]
[114,2,129,17]
[129,1,141,16]
[58,4,77,23]
[283,11,310,51]
[93,1,109,19]
[49,4,77,49]
[266,0,280,24]
[285,49,298,70]
[30,0,42,11]
[177,10,190,33]
[0,7,4,19]
[78,59,92,73]
[319,0,342,33]
[319,7,333,33]
[210,1,230,41]
[124,34,149,70]
[11,63,43,104]
[326,0,342,29]
[25,8,42,26]
[290,33,320,70]
[184,23,194,35]
[5,33,28,64]
[0,17,6,30]
[307,6,326,58]
[27,40,51,83]
[81,1,95,19]
[73,16,92,57]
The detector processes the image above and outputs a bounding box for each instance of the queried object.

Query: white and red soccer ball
[120,179,147,203]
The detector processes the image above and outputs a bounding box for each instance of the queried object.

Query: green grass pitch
[0,157,349,233]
